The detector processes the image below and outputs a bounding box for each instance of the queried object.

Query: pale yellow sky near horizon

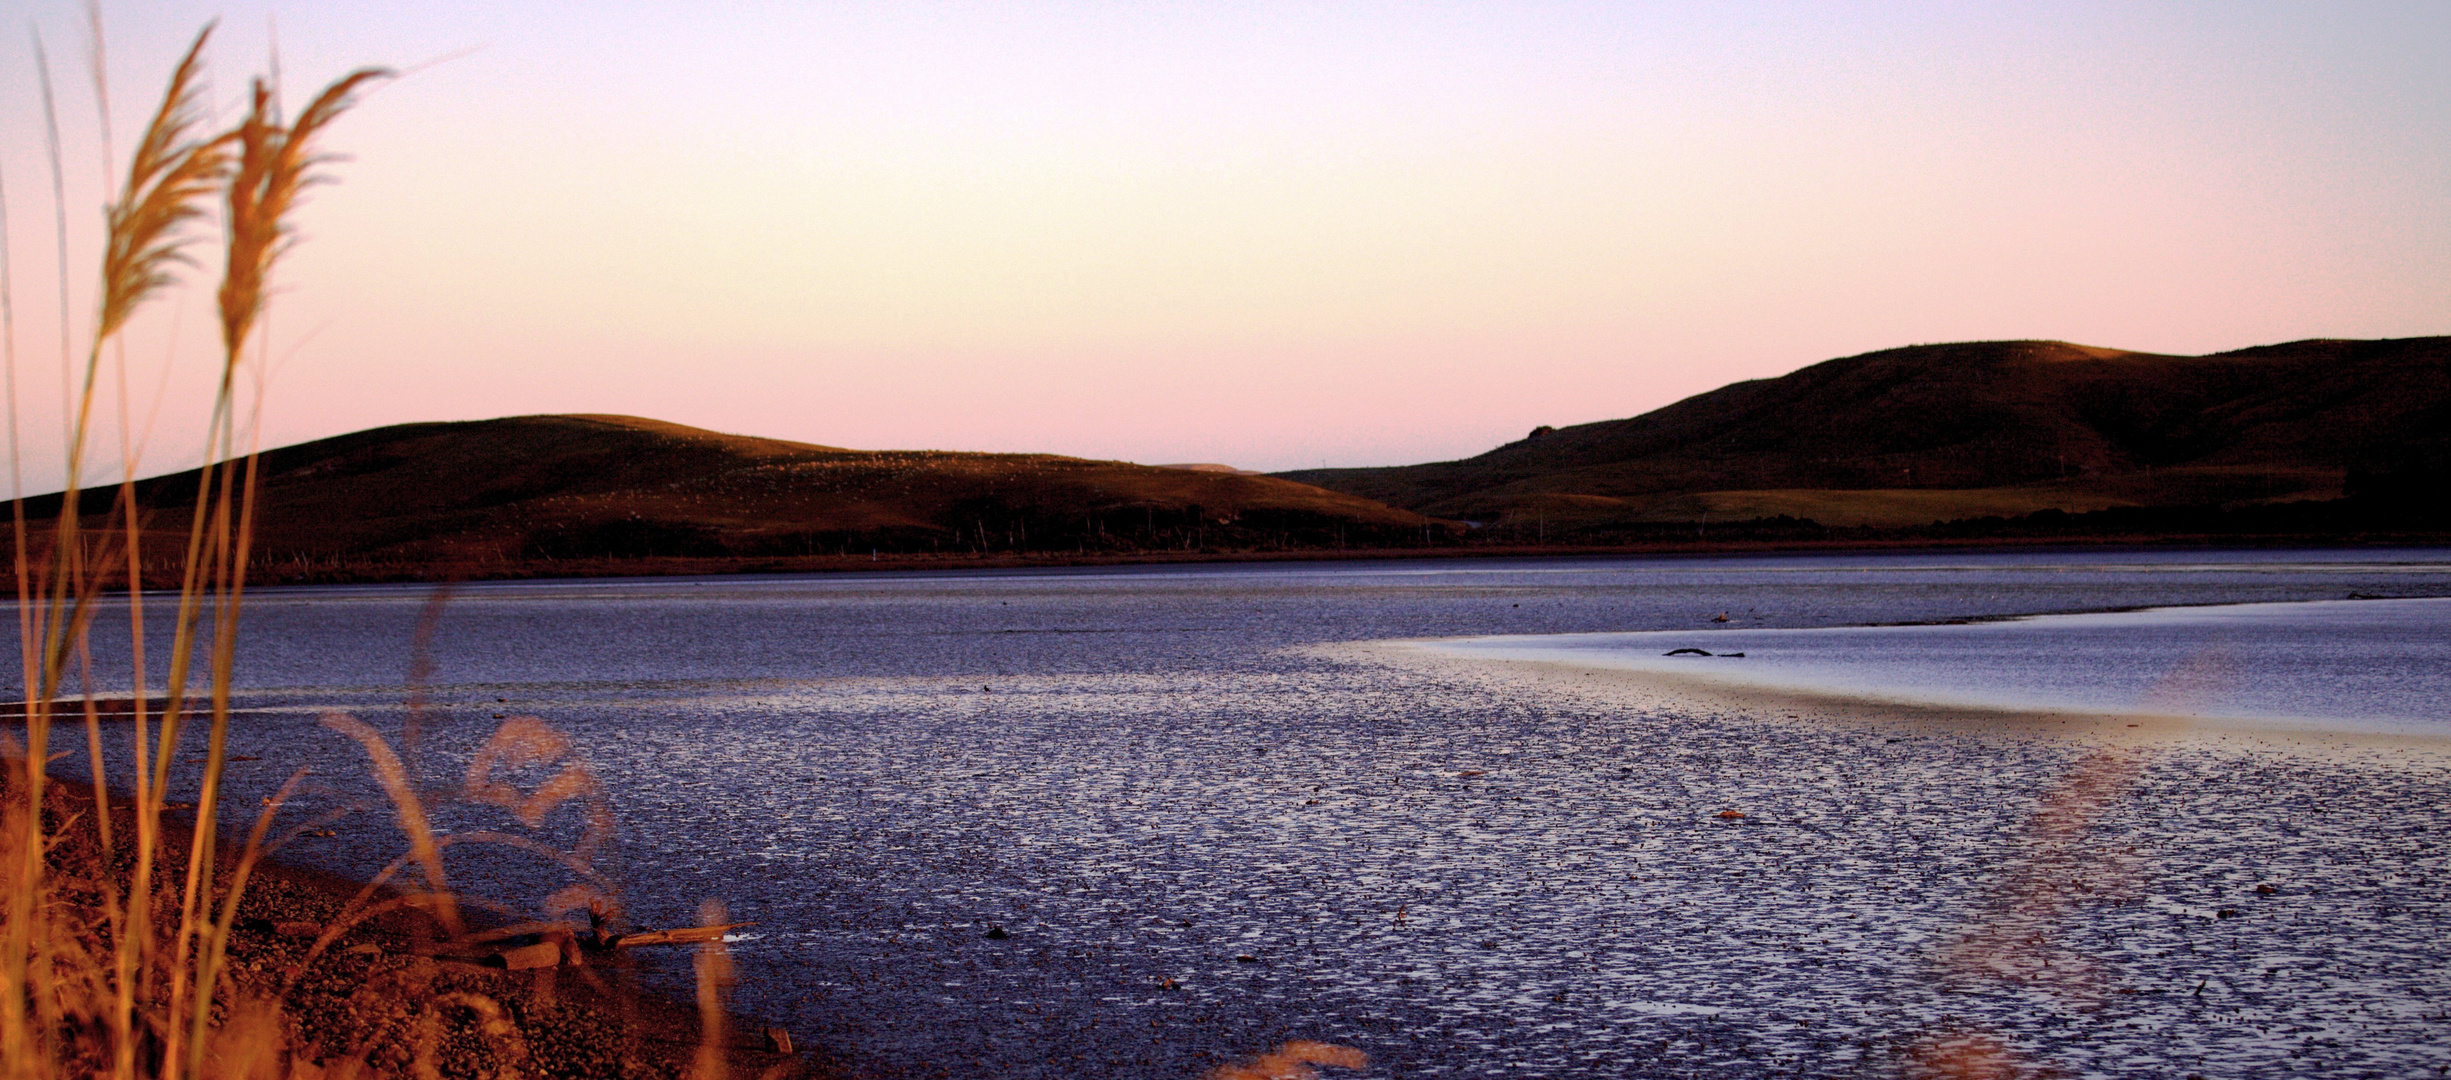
[3,2,2446,491]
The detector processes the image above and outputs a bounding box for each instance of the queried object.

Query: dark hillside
[1280,336,2450,528]
[21,415,1436,578]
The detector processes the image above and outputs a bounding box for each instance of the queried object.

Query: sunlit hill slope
[23,415,1436,578]
[1280,337,2450,531]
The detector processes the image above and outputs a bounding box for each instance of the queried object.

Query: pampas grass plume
[218,65,391,362]
[97,26,229,344]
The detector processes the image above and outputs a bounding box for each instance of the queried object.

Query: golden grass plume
[4,21,780,1079]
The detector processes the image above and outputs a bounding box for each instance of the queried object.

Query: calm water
[20,548,2451,1078]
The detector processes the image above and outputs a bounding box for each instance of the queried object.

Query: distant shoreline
[226,531,2451,588]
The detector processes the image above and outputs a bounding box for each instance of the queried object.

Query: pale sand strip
[1323,639,2451,764]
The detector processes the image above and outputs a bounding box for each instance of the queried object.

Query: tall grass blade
[0,101,27,1080]
[166,59,382,1080]
[1,23,387,1080]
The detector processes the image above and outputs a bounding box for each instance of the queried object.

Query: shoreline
[1337,639,2451,760]
[38,533,2451,592]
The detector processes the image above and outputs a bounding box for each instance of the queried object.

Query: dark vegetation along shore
[13,336,2451,587]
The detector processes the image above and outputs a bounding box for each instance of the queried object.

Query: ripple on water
[488,662,2446,1078]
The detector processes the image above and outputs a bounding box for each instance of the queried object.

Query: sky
[2,2,2446,490]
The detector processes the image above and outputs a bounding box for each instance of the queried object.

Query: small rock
[985,926,1009,940]
[1235,954,1258,963]
[1716,809,1746,820]
[493,942,563,970]
[2254,883,2278,895]
[2215,908,2241,919]
[763,1027,793,1055]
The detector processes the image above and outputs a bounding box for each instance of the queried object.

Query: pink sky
[3,2,2446,490]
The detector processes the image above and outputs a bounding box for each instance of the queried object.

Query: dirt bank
[5,769,844,1079]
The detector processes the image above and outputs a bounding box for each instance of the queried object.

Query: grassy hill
[1279,337,2451,531]
[22,414,1438,580]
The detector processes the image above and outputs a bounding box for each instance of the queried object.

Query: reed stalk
[167,57,388,1080]
[4,24,225,1080]
[1,21,381,1079]
[3,25,755,1080]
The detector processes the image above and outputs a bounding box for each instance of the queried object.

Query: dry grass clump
[0,19,789,1080]
[0,742,781,1080]
[4,19,387,1077]
[0,769,297,1078]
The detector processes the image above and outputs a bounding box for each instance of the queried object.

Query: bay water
[21,548,2451,1077]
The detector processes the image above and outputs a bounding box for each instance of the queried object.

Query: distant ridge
[1279,337,2451,530]
[18,335,2445,585]
[22,414,1435,577]
[1154,463,1265,476]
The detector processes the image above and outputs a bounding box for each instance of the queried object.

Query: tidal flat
[32,549,2451,1078]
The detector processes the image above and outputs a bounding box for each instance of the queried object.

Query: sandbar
[1332,639,2451,764]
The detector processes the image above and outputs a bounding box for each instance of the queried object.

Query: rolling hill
[23,415,1436,578]
[1279,337,2451,530]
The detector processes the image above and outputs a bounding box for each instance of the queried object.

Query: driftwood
[469,922,753,970]
[600,923,750,949]
[0,696,206,719]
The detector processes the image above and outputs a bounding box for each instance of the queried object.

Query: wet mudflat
[29,549,2451,1077]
